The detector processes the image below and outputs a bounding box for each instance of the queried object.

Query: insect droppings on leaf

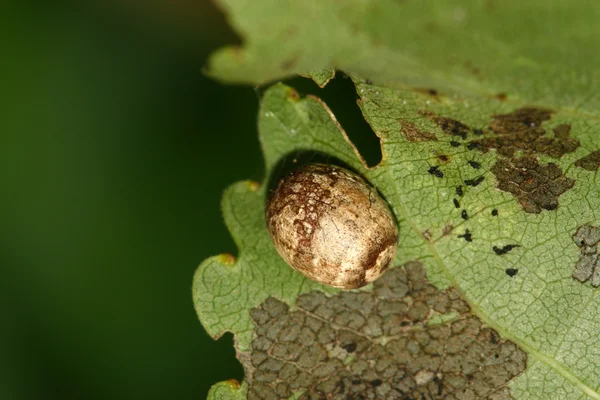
[505,268,518,277]
[464,176,484,187]
[456,186,463,196]
[461,210,469,220]
[493,244,520,255]
[491,209,498,216]
[468,160,481,169]
[458,230,473,242]
[453,199,460,209]
[428,165,444,178]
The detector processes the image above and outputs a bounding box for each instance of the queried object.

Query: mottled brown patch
[575,150,600,171]
[245,263,527,400]
[469,108,579,158]
[491,156,575,213]
[399,120,438,142]
[420,111,471,140]
[442,224,454,236]
[572,225,600,286]
[495,93,507,101]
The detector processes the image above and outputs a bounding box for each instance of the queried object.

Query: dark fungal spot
[491,155,574,213]
[428,165,444,178]
[461,210,468,220]
[505,268,519,277]
[453,198,460,209]
[458,229,473,242]
[246,263,527,400]
[575,150,600,171]
[491,209,498,216]
[466,142,480,150]
[450,140,461,147]
[472,128,484,136]
[469,107,579,158]
[493,244,520,255]
[399,120,438,142]
[468,160,481,169]
[464,176,485,187]
[456,186,463,197]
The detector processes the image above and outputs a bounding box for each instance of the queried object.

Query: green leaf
[195,2,600,399]
[207,0,600,112]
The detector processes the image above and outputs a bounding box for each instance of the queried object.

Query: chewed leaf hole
[283,74,383,167]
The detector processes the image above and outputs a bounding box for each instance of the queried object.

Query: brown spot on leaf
[436,152,451,164]
[575,150,600,171]
[442,224,454,236]
[399,120,438,142]
[420,111,471,140]
[245,263,527,399]
[491,156,574,213]
[469,107,579,158]
[495,93,507,101]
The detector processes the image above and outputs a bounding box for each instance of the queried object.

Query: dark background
[1,2,255,399]
[0,2,380,399]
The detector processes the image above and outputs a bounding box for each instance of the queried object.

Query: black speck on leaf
[461,210,468,220]
[468,160,481,169]
[464,176,485,187]
[450,141,461,147]
[453,198,460,208]
[493,244,520,255]
[491,209,498,216]
[456,186,463,196]
[505,268,519,277]
[458,229,473,242]
[428,165,444,178]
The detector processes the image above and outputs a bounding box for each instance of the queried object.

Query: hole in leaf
[283,73,383,167]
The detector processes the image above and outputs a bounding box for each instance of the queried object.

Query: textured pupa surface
[266,163,398,289]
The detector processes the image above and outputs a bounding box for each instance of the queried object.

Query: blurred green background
[0,2,381,399]
[1,1,257,399]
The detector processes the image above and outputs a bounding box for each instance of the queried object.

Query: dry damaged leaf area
[244,263,526,400]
